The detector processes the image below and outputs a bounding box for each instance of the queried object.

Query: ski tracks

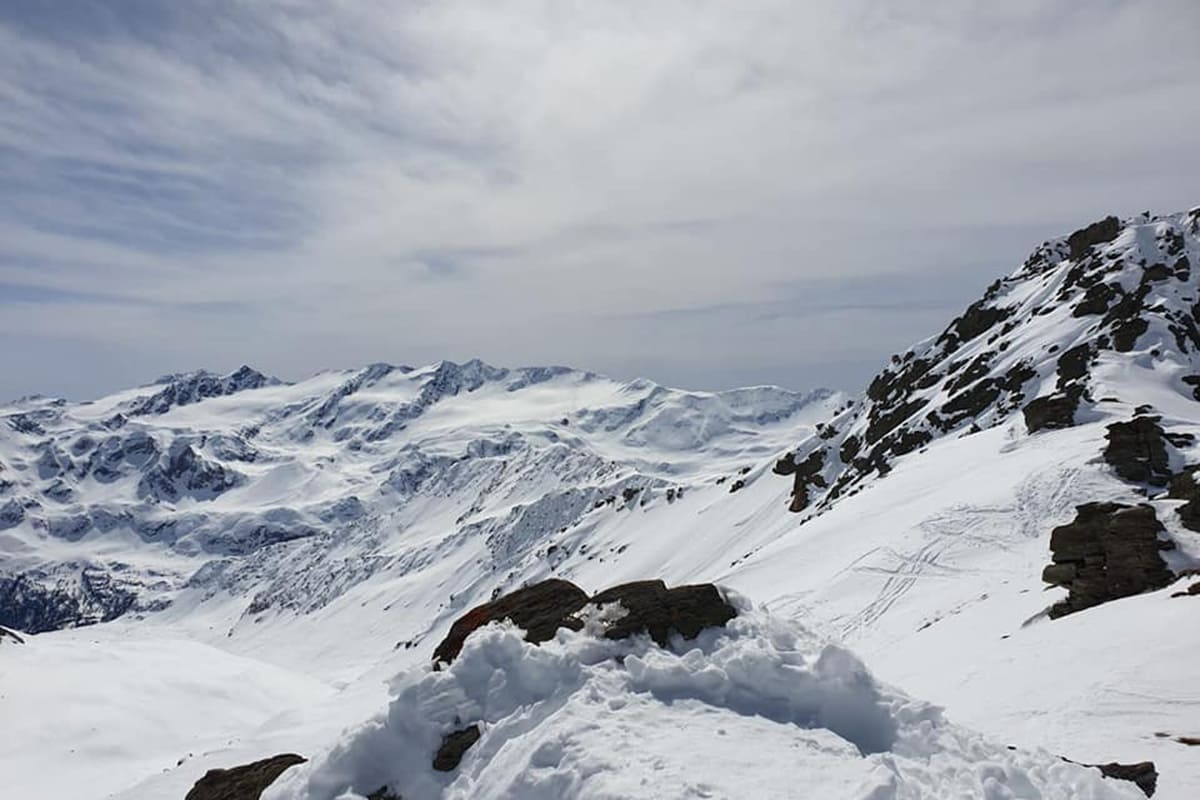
[838,467,1081,637]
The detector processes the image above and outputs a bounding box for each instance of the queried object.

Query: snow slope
[3,208,1200,799]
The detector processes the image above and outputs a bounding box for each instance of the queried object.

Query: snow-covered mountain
[3,208,1200,799]
[0,361,839,636]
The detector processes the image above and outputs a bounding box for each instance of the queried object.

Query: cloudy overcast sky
[1,0,1198,400]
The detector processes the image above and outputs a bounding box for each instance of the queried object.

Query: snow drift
[267,597,1143,800]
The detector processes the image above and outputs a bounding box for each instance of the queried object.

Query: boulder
[1023,392,1080,433]
[432,579,738,665]
[184,753,306,800]
[1103,417,1173,486]
[589,580,738,646]
[432,579,589,665]
[1043,503,1175,618]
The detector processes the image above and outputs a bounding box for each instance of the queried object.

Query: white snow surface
[265,603,1142,800]
[3,209,1200,799]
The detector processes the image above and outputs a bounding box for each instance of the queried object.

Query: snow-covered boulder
[263,600,1145,800]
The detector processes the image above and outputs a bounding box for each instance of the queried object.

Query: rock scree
[432,578,738,666]
[1042,503,1175,618]
[184,753,306,800]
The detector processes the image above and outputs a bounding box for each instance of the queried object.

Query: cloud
[1,0,1198,400]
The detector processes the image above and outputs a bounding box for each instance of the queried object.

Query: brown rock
[184,753,306,800]
[433,725,481,772]
[1044,503,1175,618]
[432,579,589,666]
[590,580,737,646]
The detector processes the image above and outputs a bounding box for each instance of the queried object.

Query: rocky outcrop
[126,366,276,418]
[184,753,306,800]
[1066,216,1122,261]
[1168,467,1200,532]
[778,210,1200,515]
[433,724,482,771]
[1104,417,1174,487]
[432,579,590,665]
[588,580,737,646]
[433,578,738,666]
[1042,503,1175,618]
[0,568,139,634]
[1091,761,1158,797]
[1023,390,1082,433]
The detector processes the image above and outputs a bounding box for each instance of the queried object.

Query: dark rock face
[128,367,275,418]
[137,442,242,503]
[1066,216,1121,261]
[777,211,1200,516]
[1168,467,1200,532]
[590,580,738,646]
[433,724,482,771]
[1091,761,1158,797]
[433,579,738,665]
[0,568,138,634]
[184,753,306,800]
[1023,391,1081,433]
[1104,417,1173,487]
[1043,503,1175,618]
[432,579,590,665]
[784,450,826,513]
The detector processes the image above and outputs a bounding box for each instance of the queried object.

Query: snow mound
[267,601,1141,800]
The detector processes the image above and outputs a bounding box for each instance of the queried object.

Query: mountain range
[2,208,1199,799]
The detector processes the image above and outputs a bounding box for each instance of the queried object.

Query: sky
[1,0,1198,401]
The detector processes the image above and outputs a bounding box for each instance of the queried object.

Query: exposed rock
[432,579,589,665]
[433,725,481,772]
[589,580,737,646]
[1168,467,1200,532]
[786,449,826,513]
[432,579,738,665]
[0,568,139,634]
[1170,580,1200,598]
[1104,416,1173,486]
[1066,216,1121,261]
[184,753,306,800]
[1091,761,1158,797]
[366,788,403,800]
[1043,503,1175,618]
[1023,391,1081,433]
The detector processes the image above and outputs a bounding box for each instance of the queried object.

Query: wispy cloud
[1,0,1198,399]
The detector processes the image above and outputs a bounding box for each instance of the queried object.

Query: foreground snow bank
[267,599,1143,800]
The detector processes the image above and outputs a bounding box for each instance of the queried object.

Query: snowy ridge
[0,360,839,633]
[778,207,1200,515]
